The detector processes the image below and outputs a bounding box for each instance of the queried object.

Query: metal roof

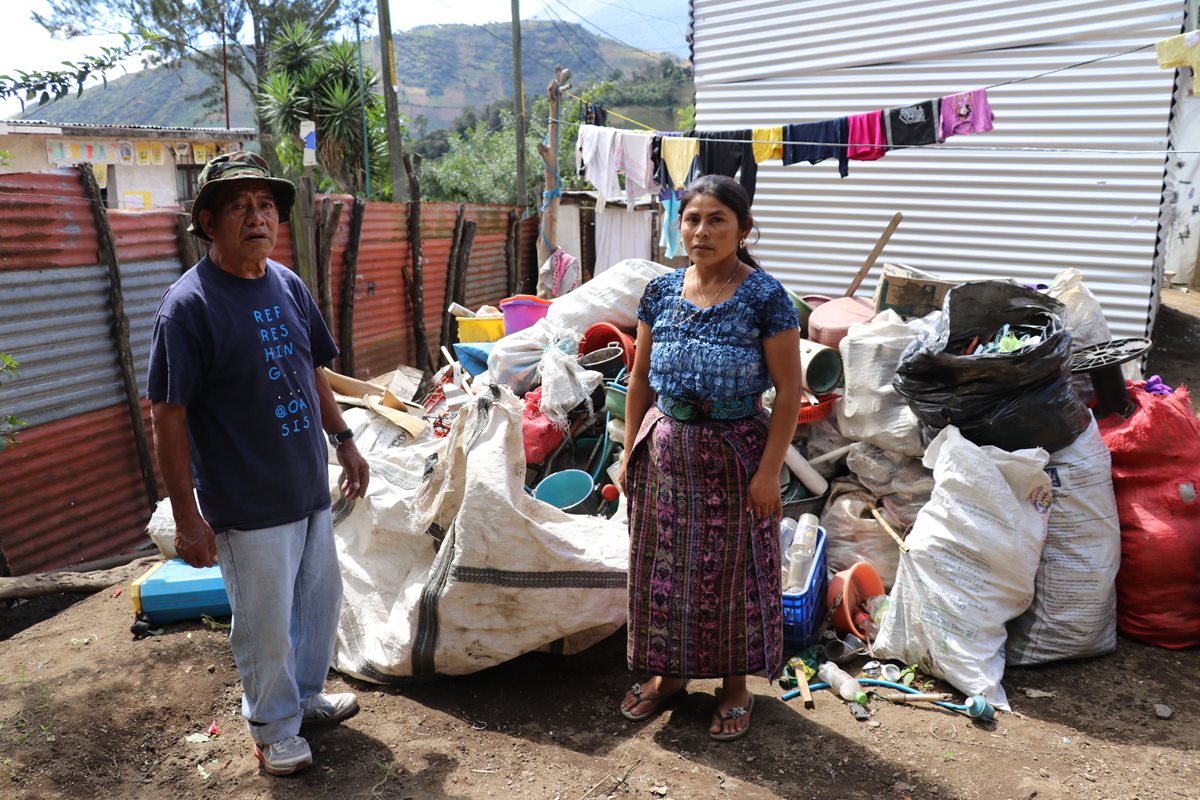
[0,120,256,139]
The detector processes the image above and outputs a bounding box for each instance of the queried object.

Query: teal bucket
[534,469,597,514]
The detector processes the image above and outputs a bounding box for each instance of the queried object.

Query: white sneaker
[301,692,359,726]
[254,735,312,776]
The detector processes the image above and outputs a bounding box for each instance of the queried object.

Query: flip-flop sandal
[709,693,755,741]
[619,681,688,722]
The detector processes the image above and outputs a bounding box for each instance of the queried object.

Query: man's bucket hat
[187,151,296,241]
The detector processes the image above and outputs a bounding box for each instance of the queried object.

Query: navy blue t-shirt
[147,257,339,532]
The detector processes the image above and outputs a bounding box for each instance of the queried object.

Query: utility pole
[511,0,526,208]
[376,0,407,201]
[537,66,570,268]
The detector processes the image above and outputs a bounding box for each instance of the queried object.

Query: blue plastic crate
[781,526,828,655]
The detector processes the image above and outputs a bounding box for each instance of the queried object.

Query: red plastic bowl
[580,322,636,372]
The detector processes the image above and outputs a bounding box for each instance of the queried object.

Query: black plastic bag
[892,281,1090,453]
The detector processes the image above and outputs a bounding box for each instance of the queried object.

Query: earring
[738,239,746,249]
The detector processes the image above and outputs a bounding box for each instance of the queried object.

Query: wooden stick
[339,197,366,376]
[844,212,903,297]
[439,205,467,360]
[879,692,952,704]
[402,152,434,376]
[0,556,161,601]
[799,677,815,709]
[868,502,910,553]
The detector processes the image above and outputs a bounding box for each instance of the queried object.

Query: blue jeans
[215,508,341,746]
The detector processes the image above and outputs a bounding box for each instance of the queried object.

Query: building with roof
[0,120,256,210]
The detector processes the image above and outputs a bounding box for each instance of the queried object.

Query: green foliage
[259,21,396,197]
[676,103,696,131]
[1,354,25,453]
[423,105,547,207]
[0,30,160,112]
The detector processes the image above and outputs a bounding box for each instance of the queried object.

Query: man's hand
[174,514,218,568]
[336,441,370,500]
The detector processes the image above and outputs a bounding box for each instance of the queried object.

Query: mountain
[531,0,692,60]
[12,20,683,131]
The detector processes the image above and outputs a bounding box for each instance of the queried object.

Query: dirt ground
[2,290,1198,800]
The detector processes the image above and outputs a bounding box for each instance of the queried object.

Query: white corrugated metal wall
[692,0,1184,338]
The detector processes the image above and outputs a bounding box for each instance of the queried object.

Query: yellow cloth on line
[1156,33,1200,91]
[661,137,700,190]
[752,126,784,163]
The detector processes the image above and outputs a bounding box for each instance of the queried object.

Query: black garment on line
[885,100,939,149]
[782,118,850,178]
[692,129,758,204]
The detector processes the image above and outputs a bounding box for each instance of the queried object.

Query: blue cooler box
[131,559,231,624]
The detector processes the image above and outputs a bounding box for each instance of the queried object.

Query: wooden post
[511,0,526,208]
[339,197,366,376]
[376,0,407,202]
[402,152,434,376]
[173,211,206,272]
[78,165,158,509]
[536,66,571,269]
[291,174,318,294]
[316,197,345,332]
[505,209,520,296]
[453,220,477,312]
[439,205,467,358]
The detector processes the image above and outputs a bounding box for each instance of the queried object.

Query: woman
[618,175,802,741]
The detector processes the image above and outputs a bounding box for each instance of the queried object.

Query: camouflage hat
[187,151,296,241]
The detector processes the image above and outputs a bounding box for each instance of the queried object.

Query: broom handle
[844,212,903,297]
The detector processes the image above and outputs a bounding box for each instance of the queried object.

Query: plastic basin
[605,382,628,420]
[580,322,635,372]
[580,344,625,380]
[826,561,886,640]
[533,469,597,514]
[456,316,505,343]
[500,295,552,335]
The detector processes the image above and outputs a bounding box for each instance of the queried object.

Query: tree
[0,31,159,112]
[258,21,393,196]
[32,1,368,165]
[423,104,547,207]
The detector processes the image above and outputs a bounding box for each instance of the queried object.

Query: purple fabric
[940,88,995,140]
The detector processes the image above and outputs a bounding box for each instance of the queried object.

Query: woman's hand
[746,467,783,520]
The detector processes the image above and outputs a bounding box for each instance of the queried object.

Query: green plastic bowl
[605,382,627,420]
[787,289,814,339]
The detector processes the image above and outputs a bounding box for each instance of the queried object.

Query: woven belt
[657,395,760,422]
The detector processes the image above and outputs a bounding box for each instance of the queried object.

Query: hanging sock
[782,118,850,177]
[1156,32,1200,92]
[847,111,886,161]
[752,126,784,163]
[884,100,939,150]
[940,88,995,140]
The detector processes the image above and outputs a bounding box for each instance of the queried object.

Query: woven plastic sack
[544,258,672,334]
[1007,419,1120,665]
[893,281,1090,453]
[874,426,1052,710]
[486,319,581,397]
[846,443,933,529]
[820,479,902,589]
[1099,383,1200,648]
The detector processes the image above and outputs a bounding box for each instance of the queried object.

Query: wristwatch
[328,428,354,447]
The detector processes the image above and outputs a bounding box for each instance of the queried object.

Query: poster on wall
[118,141,135,166]
[193,142,208,164]
[122,191,151,209]
[45,140,65,163]
[135,141,150,166]
[91,163,107,189]
[149,141,165,166]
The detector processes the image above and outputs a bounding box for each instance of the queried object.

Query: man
[148,152,370,777]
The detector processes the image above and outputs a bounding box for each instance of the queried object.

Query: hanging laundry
[661,136,701,191]
[1156,32,1200,91]
[847,111,886,161]
[695,130,759,202]
[782,118,850,177]
[940,88,995,140]
[659,192,684,259]
[537,246,581,298]
[752,126,784,163]
[885,100,939,149]
[582,102,608,126]
[576,123,621,210]
[614,130,657,209]
[596,208,652,273]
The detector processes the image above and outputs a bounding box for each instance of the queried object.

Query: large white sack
[486,318,582,397]
[1046,268,1111,348]
[846,442,933,528]
[820,479,902,590]
[874,426,1052,710]
[1006,419,1120,665]
[544,257,673,334]
[836,309,929,456]
[333,387,629,680]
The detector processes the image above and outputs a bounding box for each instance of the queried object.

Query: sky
[1,0,687,118]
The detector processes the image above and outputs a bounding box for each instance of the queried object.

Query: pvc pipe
[782,678,984,717]
[808,443,854,466]
[784,445,829,496]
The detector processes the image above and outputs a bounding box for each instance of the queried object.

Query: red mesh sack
[522,387,564,466]
[1098,383,1200,648]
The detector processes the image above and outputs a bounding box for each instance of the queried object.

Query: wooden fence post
[78,165,158,509]
[316,197,344,332]
[339,198,366,376]
[439,205,467,357]
[290,175,318,294]
[402,153,434,376]
[505,210,520,296]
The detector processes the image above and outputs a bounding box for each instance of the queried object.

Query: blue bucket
[533,469,597,514]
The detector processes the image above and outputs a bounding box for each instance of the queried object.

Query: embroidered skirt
[625,406,783,679]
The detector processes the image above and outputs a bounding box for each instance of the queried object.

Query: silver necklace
[673,263,742,326]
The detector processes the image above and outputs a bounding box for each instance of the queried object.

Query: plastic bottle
[818,661,869,705]
[778,517,798,565]
[784,514,820,592]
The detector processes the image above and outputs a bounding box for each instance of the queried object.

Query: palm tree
[258,21,392,197]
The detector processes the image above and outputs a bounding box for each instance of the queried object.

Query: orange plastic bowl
[580,322,635,372]
[825,560,886,640]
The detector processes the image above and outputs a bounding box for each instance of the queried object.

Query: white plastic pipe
[784,445,828,497]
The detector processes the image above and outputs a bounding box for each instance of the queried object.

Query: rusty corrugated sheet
[0,402,155,575]
[0,169,99,271]
[0,265,124,428]
[110,210,183,264]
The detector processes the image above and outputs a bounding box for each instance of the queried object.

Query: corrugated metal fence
[0,168,534,575]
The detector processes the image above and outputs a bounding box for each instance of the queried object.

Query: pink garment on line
[940,88,995,140]
[847,110,886,161]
